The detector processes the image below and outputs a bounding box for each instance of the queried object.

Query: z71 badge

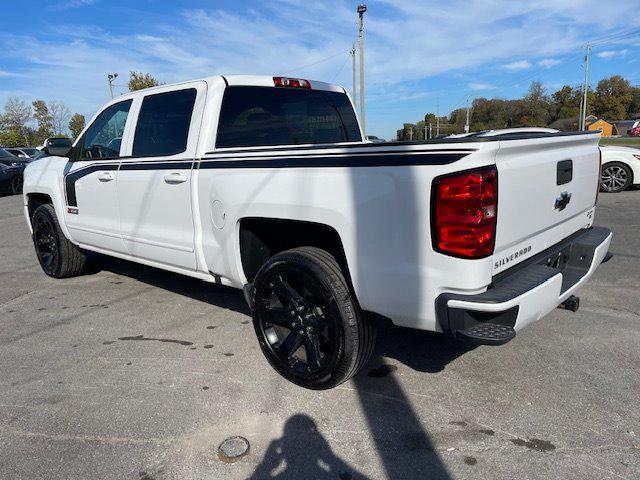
[494,245,532,270]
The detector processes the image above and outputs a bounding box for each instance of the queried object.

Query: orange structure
[587,119,613,137]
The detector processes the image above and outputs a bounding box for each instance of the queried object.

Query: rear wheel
[252,247,375,390]
[32,204,86,278]
[10,174,23,194]
[600,162,632,193]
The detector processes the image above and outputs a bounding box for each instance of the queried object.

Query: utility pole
[357,4,367,136]
[350,41,357,104]
[580,44,591,131]
[465,95,471,133]
[436,98,440,137]
[108,73,118,99]
[408,125,413,141]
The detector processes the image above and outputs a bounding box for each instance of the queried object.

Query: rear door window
[132,88,197,157]
[216,86,362,148]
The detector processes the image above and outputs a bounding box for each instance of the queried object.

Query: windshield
[0,148,17,158]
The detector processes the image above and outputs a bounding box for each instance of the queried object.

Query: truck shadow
[90,254,251,316]
[93,254,465,479]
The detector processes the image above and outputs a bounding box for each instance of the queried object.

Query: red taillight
[432,166,498,258]
[273,77,311,89]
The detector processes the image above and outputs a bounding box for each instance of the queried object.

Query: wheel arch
[238,217,355,292]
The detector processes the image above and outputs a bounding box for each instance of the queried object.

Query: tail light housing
[432,166,498,259]
[273,77,311,89]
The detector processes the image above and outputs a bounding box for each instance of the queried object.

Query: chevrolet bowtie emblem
[554,191,572,211]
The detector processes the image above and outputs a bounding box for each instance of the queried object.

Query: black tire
[600,162,632,193]
[10,174,23,194]
[31,204,86,278]
[252,247,375,390]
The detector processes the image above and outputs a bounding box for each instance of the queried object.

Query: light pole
[465,95,471,133]
[350,41,357,105]
[108,73,118,99]
[580,44,591,131]
[357,4,366,136]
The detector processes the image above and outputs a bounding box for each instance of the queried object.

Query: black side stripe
[199,152,468,169]
[65,163,118,207]
[64,152,469,207]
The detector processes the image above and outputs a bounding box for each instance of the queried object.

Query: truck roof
[130,74,346,95]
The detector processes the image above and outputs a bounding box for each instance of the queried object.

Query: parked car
[0,147,29,168]
[4,147,44,160]
[629,120,640,137]
[448,127,560,139]
[365,135,385,143]
[23,75,611,389]
[599,146,640,192]
[0,163,24,195]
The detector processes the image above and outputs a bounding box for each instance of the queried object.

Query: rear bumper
[436,226,613,343]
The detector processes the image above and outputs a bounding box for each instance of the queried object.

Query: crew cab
[23,75,612,389]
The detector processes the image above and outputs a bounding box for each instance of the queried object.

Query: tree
[32,100,53,145]
[49,101,71,135]
[592,76,633,121]
[518,81,552,127]
[128,71,161,91]
[0,130,26,147]
[2,97,32,145]
[69,113,86,140]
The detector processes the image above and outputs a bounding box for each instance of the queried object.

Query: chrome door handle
[164,173,188,184]
[97,172,114,182]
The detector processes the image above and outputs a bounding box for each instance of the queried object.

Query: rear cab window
[216,86,362,148]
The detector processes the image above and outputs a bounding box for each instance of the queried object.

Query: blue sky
[1,0,639,139]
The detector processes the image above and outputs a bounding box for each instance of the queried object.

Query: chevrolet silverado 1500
[23,75,612,389]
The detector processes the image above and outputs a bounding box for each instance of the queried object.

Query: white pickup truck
[23,75,612,389]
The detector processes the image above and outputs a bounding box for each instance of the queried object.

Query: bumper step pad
[456,323,516,346]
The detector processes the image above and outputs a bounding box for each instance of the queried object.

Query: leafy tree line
[397,75,640,140]
[0,71,162,147]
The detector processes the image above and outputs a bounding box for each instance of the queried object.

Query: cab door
[116,83,205,270]
[64,99,133,254]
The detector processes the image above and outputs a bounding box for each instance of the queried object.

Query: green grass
[599,137,640,149]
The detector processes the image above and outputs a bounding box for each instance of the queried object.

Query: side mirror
[44,137,72,157]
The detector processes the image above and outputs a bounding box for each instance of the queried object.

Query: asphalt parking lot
[0,191,638,480]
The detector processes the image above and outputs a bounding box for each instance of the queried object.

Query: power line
[284,50,349,75]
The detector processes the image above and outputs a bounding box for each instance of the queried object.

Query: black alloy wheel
[11,174,23,194]
[252,247,375,389]
[33,209,59,276]
[31,204,86,278]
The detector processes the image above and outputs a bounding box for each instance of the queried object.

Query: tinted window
[82,100,132,159]
[133,88,197,157]
[1,148,17,158]
[216,86,362,148]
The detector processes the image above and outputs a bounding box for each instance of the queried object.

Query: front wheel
[31,204,87,278]
[252,247,375,390]
[600,162,632,193]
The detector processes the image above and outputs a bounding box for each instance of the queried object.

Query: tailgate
[492,133,601,275]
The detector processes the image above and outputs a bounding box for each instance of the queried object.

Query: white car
[448,127,560,139]
[599,146,640,193]
[22,75,611,389]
